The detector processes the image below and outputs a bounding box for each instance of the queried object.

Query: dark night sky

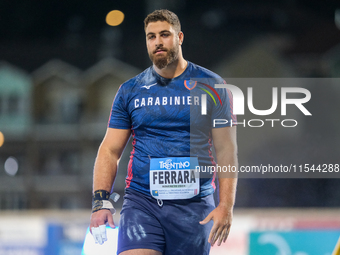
[1,0,340,71]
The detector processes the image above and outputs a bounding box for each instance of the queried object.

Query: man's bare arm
[213,126,238,209]
[200,126,238,246]
[90,128,131,234]
[93,128,131,193]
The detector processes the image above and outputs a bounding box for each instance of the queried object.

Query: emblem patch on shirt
[184,80,197,90]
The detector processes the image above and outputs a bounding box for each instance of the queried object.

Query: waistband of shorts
[125,187,214,204]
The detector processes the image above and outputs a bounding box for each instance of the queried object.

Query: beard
[149,45,179,69]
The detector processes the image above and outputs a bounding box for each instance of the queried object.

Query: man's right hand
[90,210,116,245]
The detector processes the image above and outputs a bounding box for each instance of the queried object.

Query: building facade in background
[0,58,139,210]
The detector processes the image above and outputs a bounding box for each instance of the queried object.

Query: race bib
[149,157,200,200]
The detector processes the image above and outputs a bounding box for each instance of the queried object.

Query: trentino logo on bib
[159,159,190,170]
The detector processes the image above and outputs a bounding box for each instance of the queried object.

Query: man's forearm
[216,151,238,209]
[217,177,237,210]
[93,146,119,193]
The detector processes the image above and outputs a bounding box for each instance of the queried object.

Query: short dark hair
[144,9,181,32]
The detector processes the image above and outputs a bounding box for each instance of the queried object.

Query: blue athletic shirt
[108,61,236,197]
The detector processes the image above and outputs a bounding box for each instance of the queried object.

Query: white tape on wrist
[102,200,116,215]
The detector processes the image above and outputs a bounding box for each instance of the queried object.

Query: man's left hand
[199,204,233,246]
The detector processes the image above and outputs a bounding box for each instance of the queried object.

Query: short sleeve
[108,85,131,129]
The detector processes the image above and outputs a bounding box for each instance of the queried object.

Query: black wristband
[92,200,105,213]
[92,190,110,213]
[91,191,119,214]
[93,190,110,200]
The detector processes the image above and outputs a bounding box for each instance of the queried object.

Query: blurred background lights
[106,10,125,26]
[0,131,4,147]
[4,157,19,176]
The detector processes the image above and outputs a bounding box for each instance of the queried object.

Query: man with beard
[89,9,238,255]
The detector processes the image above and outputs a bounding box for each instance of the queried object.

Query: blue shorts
[117,188,215,255]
